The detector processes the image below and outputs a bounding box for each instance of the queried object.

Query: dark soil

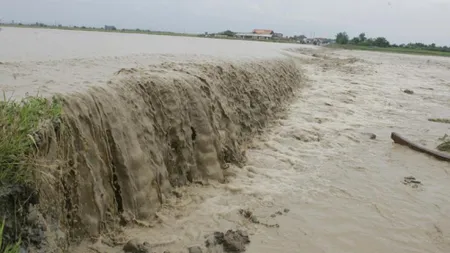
[0,184,43,251]
[205,229,250,253]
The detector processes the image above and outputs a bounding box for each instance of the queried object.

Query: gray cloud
[2,0,450,45]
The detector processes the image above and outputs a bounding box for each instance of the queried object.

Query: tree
[221,30,236,37]
[350,37,360,44]
[359,33,366,42]
[373,37,390,47]
[336,32,349,44]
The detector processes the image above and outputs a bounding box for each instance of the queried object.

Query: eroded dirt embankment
[30,58,304,251]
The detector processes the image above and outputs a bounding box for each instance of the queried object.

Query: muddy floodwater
[0,27,303,98]
[1,27,450,253]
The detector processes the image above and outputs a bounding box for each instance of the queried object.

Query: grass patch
[329,44,450,57]
[0,95,62,250]
[428,118,450,124]
[437,141,450,152]
[0,219,20,253]
[0,95,62,187]
[437,134,450,153]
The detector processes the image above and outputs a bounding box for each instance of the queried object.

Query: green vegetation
[437,141,450,152]
[0,95,62,251]
[332,31,450,57]
[0,95,62,187]
[428,118,450,124]
[336,32,349,45]
[0,219,20,253]
[437,134,450,153]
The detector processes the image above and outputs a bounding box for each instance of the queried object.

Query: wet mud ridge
[13,58,304,252]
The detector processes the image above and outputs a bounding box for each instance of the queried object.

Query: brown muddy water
[1,27,450,253]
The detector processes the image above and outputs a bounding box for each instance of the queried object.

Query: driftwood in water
[391,132,450,162]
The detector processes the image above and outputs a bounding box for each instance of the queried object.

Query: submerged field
[330,44,450,57]
[1,27,450,253]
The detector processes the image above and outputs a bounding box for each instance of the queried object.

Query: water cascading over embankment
[25,57,304,249]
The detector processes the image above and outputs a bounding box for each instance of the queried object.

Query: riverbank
[328,44,450,57]
[0,95,64,251]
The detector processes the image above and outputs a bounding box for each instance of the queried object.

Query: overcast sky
[2,0,450,45]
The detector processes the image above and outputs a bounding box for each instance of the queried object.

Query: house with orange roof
[236,29,281,40]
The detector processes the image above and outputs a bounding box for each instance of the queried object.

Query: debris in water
[238,208,253,219]
[116,68,138,75]
[325,102,333,106]
[239,208,279,228]
[205,230,250,253]
[223,230,250,252]
[188,245,203,253]
[403,176,422,188]
[438,134,449,141]
[403,89,414,94]
[123,239,151,253]
[429,118,450,124]
[391,132,450,162]
[271,208,290,217]
[362,132,376,140]
[172,190,183,198]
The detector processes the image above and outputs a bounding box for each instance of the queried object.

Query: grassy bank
[0,95,62,251]
[329,44,450,57]
[0,95,62,187]
[0,219,20,253]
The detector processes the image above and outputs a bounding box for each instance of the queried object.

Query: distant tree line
[335,32,450,52]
